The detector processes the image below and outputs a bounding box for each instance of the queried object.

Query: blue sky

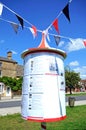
[0,0,86,79]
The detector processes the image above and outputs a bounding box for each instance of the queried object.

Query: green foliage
[0,76,23,91]
[65,69,81,88]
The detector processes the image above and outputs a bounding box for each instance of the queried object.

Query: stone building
[0,51,23,78]
[0,51,23,98]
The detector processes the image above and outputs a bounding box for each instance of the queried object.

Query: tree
[0,76,23,91]
[65,68,81,94]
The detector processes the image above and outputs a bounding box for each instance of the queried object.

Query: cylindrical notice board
[21,48,66,122]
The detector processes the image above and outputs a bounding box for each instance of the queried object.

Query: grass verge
[66,92,86,97]
[0,105,86,130]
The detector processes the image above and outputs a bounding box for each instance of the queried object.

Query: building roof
[0,56,17,63]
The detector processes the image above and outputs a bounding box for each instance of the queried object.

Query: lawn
[66,92,86,97]
[0,105,86,130]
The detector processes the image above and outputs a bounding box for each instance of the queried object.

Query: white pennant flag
[44,29,50,42]
[0,3,3,16]
[29,26,37,38]
[67,38,86,52]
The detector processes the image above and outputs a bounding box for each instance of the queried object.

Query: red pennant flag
[52,19,59,33]
[83,40,86,47]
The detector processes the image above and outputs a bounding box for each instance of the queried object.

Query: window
[0,84,2,93]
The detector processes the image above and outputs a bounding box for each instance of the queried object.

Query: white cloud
[73,66,86,79]
[58,41,65,47]
[65,38,85,52]
[11,50,17,54]
[69,61,79,66]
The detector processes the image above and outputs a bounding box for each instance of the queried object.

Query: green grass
[66,92,86,97]
[0,105,86,130]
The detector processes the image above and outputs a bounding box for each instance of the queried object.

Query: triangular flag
[68,38,85,52]
[29,26,37,38]
[83,40,86,47]
[0,3,3,16]
[44,29,50,42]
[46,33,50,42]
[52,19,59,33]
[10,23,19,33]
[16,15,24,29]
[54,36,60,46]
[62,4,70,22]
[32,26,37,36]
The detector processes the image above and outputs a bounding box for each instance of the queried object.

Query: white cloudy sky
[69,60,86,79]
[60,38,86,80]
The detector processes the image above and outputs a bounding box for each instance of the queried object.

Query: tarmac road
[0,96,86,108]
[0,95,86,116]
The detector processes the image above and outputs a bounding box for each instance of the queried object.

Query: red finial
[38,31,50,48]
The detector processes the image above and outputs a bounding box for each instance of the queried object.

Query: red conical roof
[38,32,50,48]
[21,31,66,59]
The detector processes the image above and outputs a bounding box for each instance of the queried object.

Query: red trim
[22,115,66,122]
[38,33,49,48]
[45,73,58,76]
[21,48,66,59]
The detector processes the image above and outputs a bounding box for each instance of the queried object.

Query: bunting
[83,40,86,47]
[16,15,24,29]
[46,32,50,42]
[44,29,50,42]
[69,38,86,51]
[32,26,37,36]
[62,3,70,22]
[0,3,3,16]
[54,36,60,46]
[29,26,37,38]
[52,19,59,33]
[10,23,19,33]
[0,0,85,53]
[0,1,72,39]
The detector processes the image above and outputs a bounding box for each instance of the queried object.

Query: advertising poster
[21,52,66,122]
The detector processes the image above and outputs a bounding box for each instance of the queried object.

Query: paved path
[0,97,86,116]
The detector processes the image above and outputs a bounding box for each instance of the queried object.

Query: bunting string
[0,2,33,27]
[0,17,42,34]
[45,0,72,32]
[0,17,71,40]
[46,11,62,31]
[0,17,86,46]
[0,0,86,48]
[0,1,72,32]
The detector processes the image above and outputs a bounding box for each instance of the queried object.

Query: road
[66,95,86,102]
[0,96,86,108]
[0,100,21,108]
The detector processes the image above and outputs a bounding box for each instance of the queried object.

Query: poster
[21,52,66,122]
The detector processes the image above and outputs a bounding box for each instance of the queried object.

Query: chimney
[7,51,12,60]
